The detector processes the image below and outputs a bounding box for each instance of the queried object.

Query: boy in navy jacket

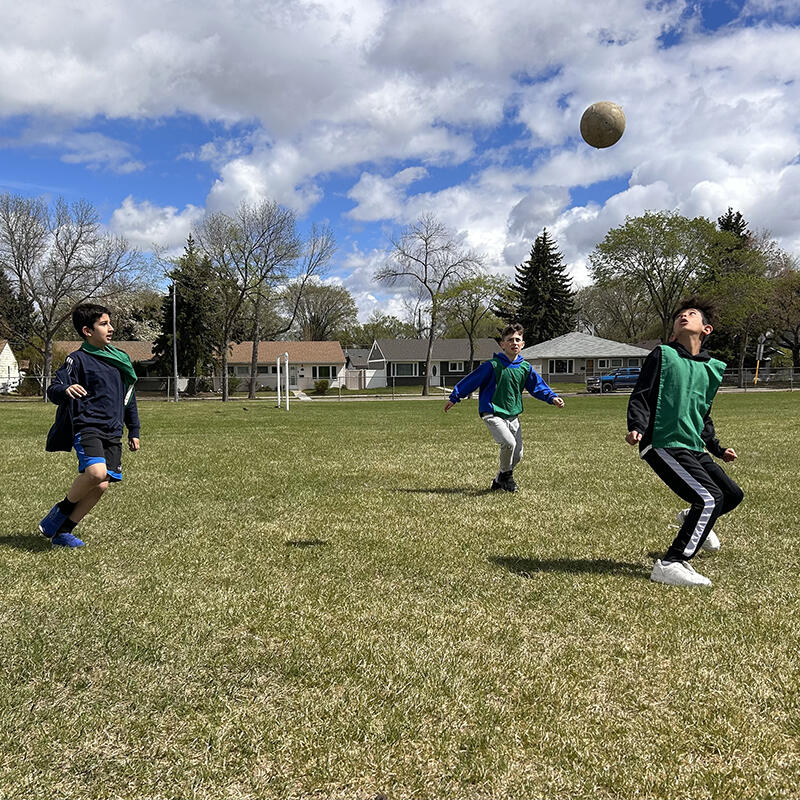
[39,304,141,547]
[444,324,564,491]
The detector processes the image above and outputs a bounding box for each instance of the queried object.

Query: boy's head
[672,296,714,340]
[72,303,113,344]
[499,323,525,358]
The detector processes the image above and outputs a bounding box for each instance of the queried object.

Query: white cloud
[109,196,204,252]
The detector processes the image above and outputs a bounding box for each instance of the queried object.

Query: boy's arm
[446,361,493,408]
[46,355,81,405]
[525,367,559,404]
[626,348,660,442]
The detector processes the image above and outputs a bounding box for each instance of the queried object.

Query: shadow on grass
[285,539,328,548]
[0,534,50,552]
[490,555,649,581]
[393,487,491,497]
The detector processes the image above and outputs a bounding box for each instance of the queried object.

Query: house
[223,341,346,391]
[367,338,499,388]
[0,340,21,393]
[56,340,157,369]
[520,332,654,380]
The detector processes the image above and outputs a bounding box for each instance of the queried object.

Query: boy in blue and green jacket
[444,323,564,491]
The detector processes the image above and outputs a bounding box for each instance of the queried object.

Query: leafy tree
[590,211,717,343]
[441,273,505,365]
[375,214,482,395]
[494,229,576,345]
[769,268,800,368]
[107,288,163,341]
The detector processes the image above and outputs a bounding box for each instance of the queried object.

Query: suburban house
[56,341,157,371]
[223,341,346,391]
[367,338,499,388]
[520,332,654,381]
[0,340,21,393]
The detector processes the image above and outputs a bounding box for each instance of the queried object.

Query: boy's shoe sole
[676,509,721,553]
[38,504,68,538]
[49,532,85,548]
[490,479,503,491]
[651,559,711,587]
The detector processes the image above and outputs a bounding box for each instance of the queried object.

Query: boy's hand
[722,448,737,462]
[128,437,140,451]
[65,384,87,399]
[626,430,642,446]
[552,397,565,408]
[444,401,455,412]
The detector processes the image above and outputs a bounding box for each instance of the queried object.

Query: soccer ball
[580,102,626,149]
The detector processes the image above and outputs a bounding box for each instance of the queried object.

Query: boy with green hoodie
[39,304,140,547]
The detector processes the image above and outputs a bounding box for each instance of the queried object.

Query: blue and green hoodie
[448,352,557,418]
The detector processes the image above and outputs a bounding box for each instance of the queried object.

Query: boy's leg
[482,414,517,474]
[643,447,726,562]
[67,438,121,523]
[510,417,523,470]
[697,453,744,516]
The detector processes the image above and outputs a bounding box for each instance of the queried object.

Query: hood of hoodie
[667,340,712,362]
[494,351,525,367]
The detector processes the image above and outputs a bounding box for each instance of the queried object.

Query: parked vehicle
[586,366,641,393]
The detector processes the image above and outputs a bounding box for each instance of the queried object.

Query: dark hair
[672,296,715,327]
[72,304,111,338]
[499,323,524,340]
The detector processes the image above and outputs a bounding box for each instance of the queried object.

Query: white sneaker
[650,559,712,587]
[677,509,721,553]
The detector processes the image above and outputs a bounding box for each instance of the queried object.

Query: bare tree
[283,280,358,341]
[0,194,144,396]
[375,214,482,395]
[441,273,505,367]
[195,201,334,400]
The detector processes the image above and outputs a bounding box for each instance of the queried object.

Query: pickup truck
[586,366,641,393]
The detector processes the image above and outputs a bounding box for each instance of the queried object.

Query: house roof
[521,332,654,360]
[225,341,345,364]
[56,341,156,363]
[344,347,370,369]
[370,338,497,362]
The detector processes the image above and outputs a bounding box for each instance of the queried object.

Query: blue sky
[1,0,799,320]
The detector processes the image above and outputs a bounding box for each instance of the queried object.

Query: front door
[586,359,594,375]
[289,366,298,389]
[428,362,440,386]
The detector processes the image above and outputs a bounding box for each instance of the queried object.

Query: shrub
[227,376,241,393]
[313,379,329,395]
[16,377,42,397]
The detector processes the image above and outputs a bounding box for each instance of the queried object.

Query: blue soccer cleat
[39,504,68,538]
[50,532,85,548]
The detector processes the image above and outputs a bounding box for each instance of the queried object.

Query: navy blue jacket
[46,349,140,452]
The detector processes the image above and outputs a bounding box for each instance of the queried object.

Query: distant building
[520,333,654,380]
[0,340,21,393]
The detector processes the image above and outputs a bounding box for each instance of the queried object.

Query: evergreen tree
[152,236,223,389]
[0,268,36,352]
[494,229,577,344]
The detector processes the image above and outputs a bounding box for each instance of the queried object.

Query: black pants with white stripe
[643,447,744,562]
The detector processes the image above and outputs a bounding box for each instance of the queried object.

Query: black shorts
[73,431,122,482]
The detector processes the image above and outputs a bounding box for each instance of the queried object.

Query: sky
[1,0,799,322]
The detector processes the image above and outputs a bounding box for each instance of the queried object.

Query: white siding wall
[0,343,20,392]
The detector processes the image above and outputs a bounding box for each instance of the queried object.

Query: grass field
[1,393,799,799]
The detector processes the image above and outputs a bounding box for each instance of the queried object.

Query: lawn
[1,393,798,799]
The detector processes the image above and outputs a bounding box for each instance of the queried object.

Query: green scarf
[80,341,138,405]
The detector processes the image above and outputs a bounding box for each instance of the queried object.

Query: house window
[392,362,418,377]
[235,366,249,376]
[548,359,574,374]
[597,359,608,369]
[611,358,623,367]
[448,361,464,373]
[312,365,336,380]
[627,358,640,367]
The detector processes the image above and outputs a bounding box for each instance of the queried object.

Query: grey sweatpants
[482,413,523,474]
